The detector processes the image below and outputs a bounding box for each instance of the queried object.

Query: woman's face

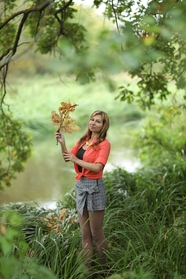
[89,114,103,134]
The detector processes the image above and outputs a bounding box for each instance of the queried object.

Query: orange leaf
[47,223,54,229]
[0,225,7,235]
[51,111,62,126]
[51,101,80,133]
[59,208,66,220]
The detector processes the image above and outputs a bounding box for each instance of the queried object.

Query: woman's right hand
[55,129,65,144]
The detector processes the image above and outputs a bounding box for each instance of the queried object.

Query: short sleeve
[95,141,111,166]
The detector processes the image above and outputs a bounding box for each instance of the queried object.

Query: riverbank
[0,147,140,208]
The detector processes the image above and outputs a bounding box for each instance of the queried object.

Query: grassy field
[6,73,144,143]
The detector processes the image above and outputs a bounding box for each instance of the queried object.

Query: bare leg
[89,210,108,266]
[78,207,94,268]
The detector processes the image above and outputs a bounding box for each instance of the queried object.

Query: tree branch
[54,0,73,15]
[0,0,75,72]
[0,0,55,29]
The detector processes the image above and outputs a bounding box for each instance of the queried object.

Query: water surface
[0,141,140,208]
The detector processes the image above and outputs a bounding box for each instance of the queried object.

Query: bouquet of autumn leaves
[51,101,80,143]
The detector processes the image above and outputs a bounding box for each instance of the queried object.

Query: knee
[91,229,104,244]
[81,228,92,242]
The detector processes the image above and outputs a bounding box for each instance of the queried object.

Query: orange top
[69,137,111,180]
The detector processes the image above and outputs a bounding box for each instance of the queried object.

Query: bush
[0,210,57,279]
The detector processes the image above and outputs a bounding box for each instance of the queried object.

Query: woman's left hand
[63,152,77,163]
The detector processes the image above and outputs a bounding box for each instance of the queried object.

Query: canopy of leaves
[95,0,186,109]
[0,111,32,190]
[1,0,186,106]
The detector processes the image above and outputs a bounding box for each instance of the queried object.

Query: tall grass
[2,161,186,279]
[103,166,186,279]
[104,208,186,278]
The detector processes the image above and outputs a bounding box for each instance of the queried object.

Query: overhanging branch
[0,0,55,29]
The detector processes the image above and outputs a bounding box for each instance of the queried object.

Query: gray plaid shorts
[75,177,107,215]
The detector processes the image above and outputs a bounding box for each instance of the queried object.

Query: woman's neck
[90,133,98,141]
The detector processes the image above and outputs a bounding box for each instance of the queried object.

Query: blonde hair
[79,110,110,146]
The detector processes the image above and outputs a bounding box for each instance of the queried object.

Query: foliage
[51,101,80,133]
[1,203,86,279]
[1,0,186,106]
[0,0,90,89]
[97,0,186,109]
[0,210,57,279]
[134,106,186,167]
[0,110,32,190]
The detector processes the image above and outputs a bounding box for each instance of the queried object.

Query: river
[0,142,140,208]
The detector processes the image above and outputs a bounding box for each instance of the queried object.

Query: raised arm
[55,129,69,162]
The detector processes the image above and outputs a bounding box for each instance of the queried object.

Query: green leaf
[0,257,18,278]
[0,236,12,255]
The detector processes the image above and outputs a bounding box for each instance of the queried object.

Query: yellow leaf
[61,126,73,134]
[47,223,54,229]
[28,250,35,258]
[51,111,61,126]
[42,218,49,222]
[54,224,60,233]
[71,125,81,131]
[51,101,80,133]
[0,225,7,235]
[59,208,66,220]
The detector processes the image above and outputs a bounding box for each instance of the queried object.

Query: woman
[55,110,111,276]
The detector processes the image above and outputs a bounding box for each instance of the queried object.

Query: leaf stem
[56,123,62,145]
